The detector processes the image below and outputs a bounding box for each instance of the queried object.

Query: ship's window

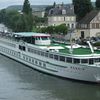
[89,59,94,65]
[73,59,80,64]
[19,45,22,50]
[28,48,31,52]
[13,52,15,55]
[48,37,50,40]
[81,59,88,63]
[54,55,58,60]
[49,54,53,58]
[43,63,46,67]
[41,52,44,56]
[60,56,65,62]
[42,37,48,40]
[37,51,40,55]
[19,54,20,57]
[31,49,34,53]
[35,37,38,40]
[26,57,28,61]
[33,50,36,54]
[32,59,34,63]
[94,58,100,62]
[23,56,25,59]
[23,46,25,51]
[35,50,38,54]
[66,57,72,63]
[29,58,31,62]
[38,37,40,40]
[39,62,42,66]
[19,45,26,51]
[45,52,48,57]
[35,60,38,64]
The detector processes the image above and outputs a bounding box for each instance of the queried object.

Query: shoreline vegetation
[0,0,33,32]
[0,0,100,35]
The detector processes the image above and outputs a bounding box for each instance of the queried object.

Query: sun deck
[59,47,100,55]
[36,43,100,55]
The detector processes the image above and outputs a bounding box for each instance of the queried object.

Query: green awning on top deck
[13,32,50,37]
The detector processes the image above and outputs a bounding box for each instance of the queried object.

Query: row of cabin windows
[28,48,100,64]
[23,55,46,67]
[0,47,20,57]
[35,37,49,40]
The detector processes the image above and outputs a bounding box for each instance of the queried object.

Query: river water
[0,54,100,100]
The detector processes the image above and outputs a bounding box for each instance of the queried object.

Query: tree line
[0,0,33,32]
[0,0,100,33]
[0,0,68,34]
[40,24,68,35]
[73,0,100,21]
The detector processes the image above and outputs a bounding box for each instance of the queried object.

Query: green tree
[73,0,93,21]
[22,0,32,14]
[40,27,47,33]
[22,0,33,31]
[40,24,68,35]
[96,0,100,9]
[0,9,7,23]
[55,24,68,35]
[5,10,20,29]
[0,9,33,32]
[0,0,33,32]
[14,16,23,32]
[46,26,55,34]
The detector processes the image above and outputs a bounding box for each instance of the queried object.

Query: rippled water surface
[0,54,100,100]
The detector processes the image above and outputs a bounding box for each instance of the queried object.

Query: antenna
[69,28,75,54]
[87,41,94,53]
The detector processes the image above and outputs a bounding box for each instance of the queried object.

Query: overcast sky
[0,0,96,9]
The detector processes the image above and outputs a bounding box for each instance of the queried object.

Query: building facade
[77,10,100,39]
[48,4,76,29]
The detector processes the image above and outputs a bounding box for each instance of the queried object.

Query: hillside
[6,2,95,11]
[6,5,49,11]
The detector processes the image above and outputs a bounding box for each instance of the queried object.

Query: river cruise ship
[0,32,100,83]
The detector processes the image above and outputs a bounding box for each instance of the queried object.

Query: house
[77,10,100,39]
[48,4,76,29]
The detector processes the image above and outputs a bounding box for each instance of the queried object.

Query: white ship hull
[0,37,100,83]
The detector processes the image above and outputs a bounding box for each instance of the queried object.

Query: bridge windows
[89,59,94,65]
[94,58,100,63]
[37,51,41,55]
[81,59,88,64]
[66,57,72,63]
[73,59,80,64]
[45,52,48,57]
[49,54,53,58]
[60,56,65,62]
[19,45,26,51]
[41,52,44,56]
[54,55,58,60]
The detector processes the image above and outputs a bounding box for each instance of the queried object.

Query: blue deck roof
[14,32,50,37]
